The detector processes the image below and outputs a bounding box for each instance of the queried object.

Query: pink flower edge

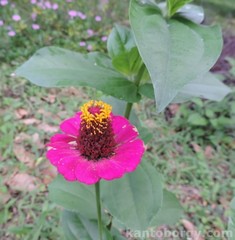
[46,113,145,185]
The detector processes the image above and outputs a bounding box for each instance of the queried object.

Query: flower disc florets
[46,100,145,185]
[78,101,116,160]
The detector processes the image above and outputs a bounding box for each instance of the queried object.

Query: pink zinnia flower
[101,36,108,42]
[87,29,94,36]
[79,41,86,47]
[8,30,16,37]
[0,0,8,6]
[32,23,40,30]
[77,11,86,20]
[52,3,58,10]
[87,44,93,51]
[95,15,102,22]
[31,12,37,21]
[68,10,77,18]
[12,14,21,22]
[46,101,145,185]
[44,1,52,9]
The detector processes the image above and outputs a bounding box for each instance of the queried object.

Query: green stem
[124,102,133,119]
[124,64,146,120]
[95,182,103,240]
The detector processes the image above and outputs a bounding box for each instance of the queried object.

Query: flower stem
[95,182,103,240]
[124,64,146,120]
[124,102,133,119]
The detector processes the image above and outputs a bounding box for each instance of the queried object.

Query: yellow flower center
[80,100,112,131]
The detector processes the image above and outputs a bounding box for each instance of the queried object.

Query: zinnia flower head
[46,100,145,185]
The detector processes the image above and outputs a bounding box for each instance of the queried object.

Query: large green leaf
[130,0,223,111]
[101,162,163,231]
[62,210,113,240]
[138,83,155,99]
[107,25,143,78]
[139,73,231,103]
[15,47,140,103]
[48,175,96,219]
[173,72,231,103]
[150,190,183,227]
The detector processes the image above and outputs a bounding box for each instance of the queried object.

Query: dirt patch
[212,33,235,85]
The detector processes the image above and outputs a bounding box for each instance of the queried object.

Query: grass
[0,0,235,239]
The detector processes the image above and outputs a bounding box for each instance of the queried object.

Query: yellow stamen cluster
[80,100,112,131]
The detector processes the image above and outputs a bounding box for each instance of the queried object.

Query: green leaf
[176,4,204,24]
[187,113,208,126]
[173,72,231,103]
[167,0,193,17]
[101,161,163,231]
[62,210,113,240]
[112,47,143,78]
[130,0,223,111]
[16,47,140,103]
[107,25,143,77]
[135,0,161,12]
[85,52,114,70]
[111,228,127,240]
[150,190,183,227]
[138,83,155,99]
[107,24,136,59]
[140,73,231,104]
[48,175,96,219]
[158,2,204,23]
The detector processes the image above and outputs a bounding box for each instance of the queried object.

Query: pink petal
[50,133,76,143]
[57,155,79,181]
[112,116,138,144]
[112,139,145,172]
[96,139,144,181]
[46,148,80,166]
[60,113,81,136]
[96,158,125,181]
[75,160,99,185]
[47,133,76,149]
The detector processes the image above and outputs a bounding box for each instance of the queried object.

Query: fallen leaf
[13,143,35,168]
[39,161,57,185]
[15,108,29,119]
[0,190,11,204]
[191,142,202,153]
[169,185,202,203]
[42,94,56,103]
[38,123,59,133]
[182,219,204,240]
[169,104,180,115]
[14,132,31,143]
[37,108,52,117]
[6,173,39,192]
[21,118,40,125]
[204,145,214,159]
[32,133,44,149]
